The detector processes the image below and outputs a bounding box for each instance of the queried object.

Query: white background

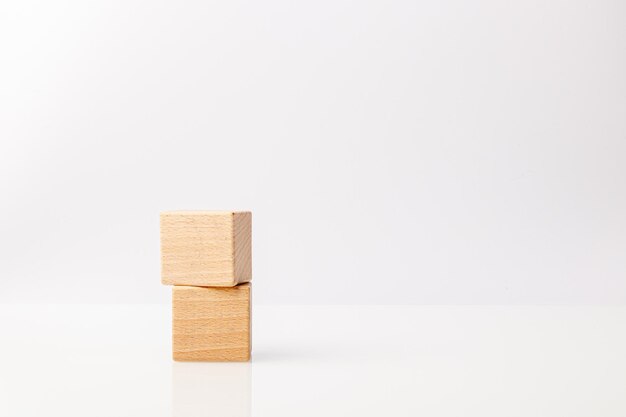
[1,0,625,305]
[3,304,626,416]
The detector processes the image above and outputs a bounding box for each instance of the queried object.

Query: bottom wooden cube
[173,283,251,361]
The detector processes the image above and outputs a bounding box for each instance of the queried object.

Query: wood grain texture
[173,283,251,362]
[233,212,252,283]
[161,211,252,287]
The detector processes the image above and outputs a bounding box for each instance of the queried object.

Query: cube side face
[233,212,252,285]
[172,284,251,362]
[161,212,237,287]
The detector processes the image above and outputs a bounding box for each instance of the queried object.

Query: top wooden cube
[160,211,251,287]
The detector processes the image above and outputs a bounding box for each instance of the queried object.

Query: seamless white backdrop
[1,0,625,304]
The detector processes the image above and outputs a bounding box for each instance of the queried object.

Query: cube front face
[160,211,251,287]
[173,284,251,362]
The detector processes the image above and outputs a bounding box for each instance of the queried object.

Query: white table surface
[1,304,625,416]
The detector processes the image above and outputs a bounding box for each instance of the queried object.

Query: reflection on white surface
[1,305,626,416]
[172,362,250,417]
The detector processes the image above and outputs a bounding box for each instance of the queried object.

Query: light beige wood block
[173,283,251,362]
[161,211,251,287]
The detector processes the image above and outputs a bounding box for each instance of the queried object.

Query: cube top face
[173,283,251,362]
[161,211,251,287]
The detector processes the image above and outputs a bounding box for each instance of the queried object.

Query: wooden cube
[173,283,251,361]
[161,211,251,287]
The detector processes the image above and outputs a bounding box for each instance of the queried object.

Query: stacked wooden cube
[160,211,252,361]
